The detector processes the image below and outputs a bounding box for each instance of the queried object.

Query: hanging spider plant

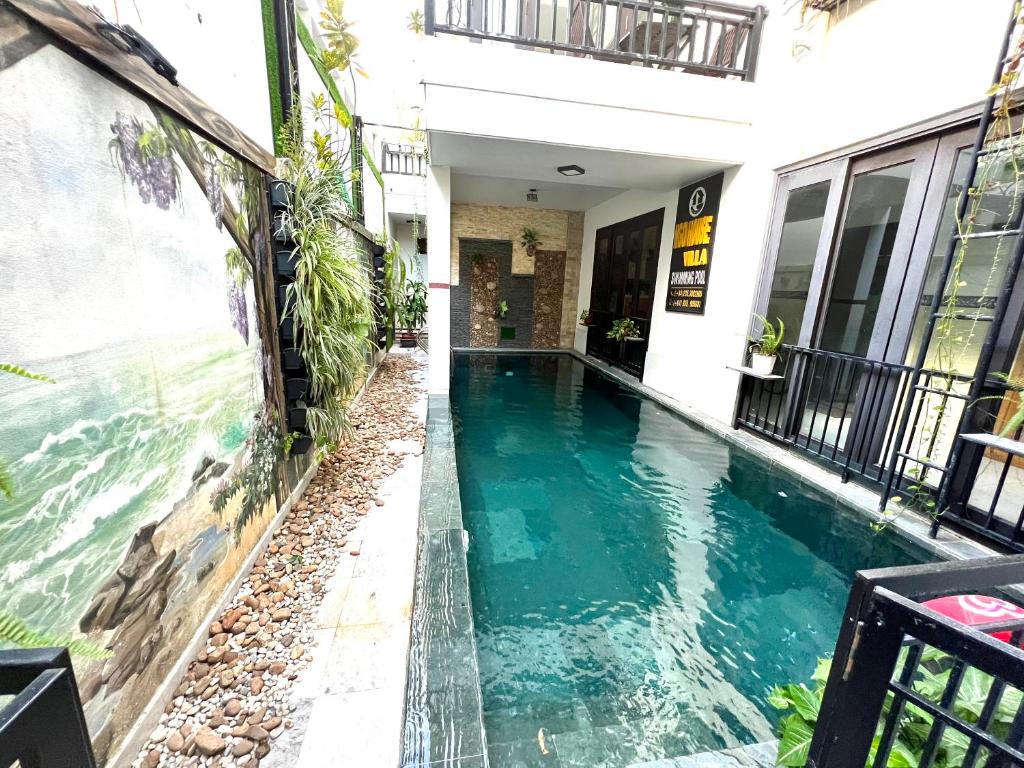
[277,113,374,444]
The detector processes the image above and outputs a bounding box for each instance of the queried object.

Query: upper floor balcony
[424,0,767,81]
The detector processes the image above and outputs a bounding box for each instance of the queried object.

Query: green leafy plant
[319,0,364,76]
[278,111,375,442]
[748,314,785,357]
[0,611,111,660]
[495,299,510,319]
[772,649,1023,767]
[2,363,54,499]
[398,280,428,330]
[520,226,541,255]
[408,9,424,34]
[607,318,641,341]
[578,309,593,326]
[282,430,303,456]
[380,236,407,347]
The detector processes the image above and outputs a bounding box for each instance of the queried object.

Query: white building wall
[757,0,1008,167]
[427,165,452,394]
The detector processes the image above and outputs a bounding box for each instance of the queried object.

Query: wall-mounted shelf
[960,433,1024,459]
[726,365,783,381]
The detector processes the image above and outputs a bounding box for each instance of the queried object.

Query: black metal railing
[584,310,649,378]
[382,143,427,176]
[425,0,766,81]
[0,647,97,767]
[921,377,1024,554]
[809,555,1024,768]
[736,345,916,484]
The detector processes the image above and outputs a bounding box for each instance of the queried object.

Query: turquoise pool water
[451,354,929,768]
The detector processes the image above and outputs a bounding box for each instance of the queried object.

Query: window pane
[636,224,659,317]
[819,162,914,357]
[764,180,831,343]
[906,144,1023,374]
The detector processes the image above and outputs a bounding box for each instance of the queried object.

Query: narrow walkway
[265,348,427,767]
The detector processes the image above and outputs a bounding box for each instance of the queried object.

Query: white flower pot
[750,353,777,376]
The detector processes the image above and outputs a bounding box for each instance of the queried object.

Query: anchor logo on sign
[688,186,707,217]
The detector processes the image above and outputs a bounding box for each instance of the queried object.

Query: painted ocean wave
[0,332,258,632]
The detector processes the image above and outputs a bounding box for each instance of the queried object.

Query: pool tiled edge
[401,394,490,768]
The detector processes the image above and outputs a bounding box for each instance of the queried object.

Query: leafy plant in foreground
[0,612,112,660]
[1,363,54,499]
[772,648,1023,767]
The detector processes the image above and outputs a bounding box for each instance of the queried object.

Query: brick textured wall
[450,204,569,284]
[560,211,584,348]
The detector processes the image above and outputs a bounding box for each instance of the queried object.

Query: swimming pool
[451,353,929,768]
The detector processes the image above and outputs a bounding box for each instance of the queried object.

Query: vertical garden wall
[0,5,311,762]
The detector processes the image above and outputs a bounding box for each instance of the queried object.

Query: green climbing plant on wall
[881,11,1024,528]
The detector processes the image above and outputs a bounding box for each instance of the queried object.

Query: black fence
[735,345,917,485]
[923,384,1024,554]
[381,143,427,176]
[0,647,96,767]
[584,310,649,378]
[425,0,766,80]
[809,555,1024,768]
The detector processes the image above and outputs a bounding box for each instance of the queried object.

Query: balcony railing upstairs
[381,143,427,176]
[425,0,767,81]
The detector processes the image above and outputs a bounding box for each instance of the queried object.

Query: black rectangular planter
[277,284,290,313]
[276,249,299,277]
[280,317,296,344]
[285,377,309,400]
[289,435,314,455]
[287,406,308,431]
[282,348,305,371]
[268,179,294,211]
[272,212,291,244]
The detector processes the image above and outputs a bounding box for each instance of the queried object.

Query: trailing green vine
[880,10,1024,528]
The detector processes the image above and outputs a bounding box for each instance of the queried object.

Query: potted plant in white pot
[578,309,593,327]
[748,315,784,375]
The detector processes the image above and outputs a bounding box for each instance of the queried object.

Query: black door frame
[586,207,665,378]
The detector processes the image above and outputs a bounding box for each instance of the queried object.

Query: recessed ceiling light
[557,164,585,177]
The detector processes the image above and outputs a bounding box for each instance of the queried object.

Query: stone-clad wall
[533,250,565,348]
[449,204,584,349]
[469,253,500,347]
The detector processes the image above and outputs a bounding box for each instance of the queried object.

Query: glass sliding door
[763,180,833,343]
[800,143,938,456]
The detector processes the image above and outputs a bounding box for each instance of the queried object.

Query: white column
[426,164,452,394]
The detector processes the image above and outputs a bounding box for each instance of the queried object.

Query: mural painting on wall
[0,10,293,762]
